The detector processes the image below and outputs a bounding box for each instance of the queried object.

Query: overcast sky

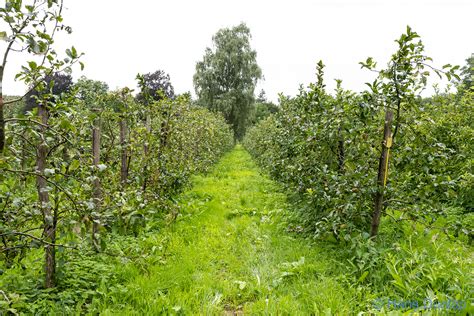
[2,0,473,102]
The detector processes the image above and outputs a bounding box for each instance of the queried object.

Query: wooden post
[119,116,128,187]
[92,109,101,251]
[36,103,55,288]
[142,112,151,192]
[144,113,151,156]
[0,68,5,154]
[21,130,27,187]
[370,110,393,237]
[337,127,345,174]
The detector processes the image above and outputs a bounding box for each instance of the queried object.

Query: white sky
[2,0,473,102]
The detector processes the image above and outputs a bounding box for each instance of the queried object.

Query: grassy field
[84,146,472,315]
[90,146,362,314]
[2,145,469,315]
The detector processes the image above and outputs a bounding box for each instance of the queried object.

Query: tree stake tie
[384,135,392,187]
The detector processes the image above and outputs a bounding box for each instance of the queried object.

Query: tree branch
[0,231,76,250]
[0,168,83,213]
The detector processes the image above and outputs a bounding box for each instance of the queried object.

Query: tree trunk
[370,110,393,237]
[21,130,27,187]
[119,117,128,187]
[92,111,101,251]
[0,90,5,154]
[160,117,169,149]
[36,103,55,288]
[337,127,345,174]
[142,112,151,192]
[0,69,5,154]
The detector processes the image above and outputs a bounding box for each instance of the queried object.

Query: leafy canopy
[193,23,262,140]
[136,70,175,105]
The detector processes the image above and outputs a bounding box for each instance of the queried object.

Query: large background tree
[136,70,175,104]
[193,23,262,140]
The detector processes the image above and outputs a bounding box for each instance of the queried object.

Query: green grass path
[97,146,356,315]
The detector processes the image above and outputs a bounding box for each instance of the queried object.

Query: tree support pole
[371,110,393,237]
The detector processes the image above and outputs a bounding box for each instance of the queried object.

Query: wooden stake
[142,112,151,192]
[119,116,128,187]
[92,109,101,251]
[370,110,393,237]
[36,103,55,288]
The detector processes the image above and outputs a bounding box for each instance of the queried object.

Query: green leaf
[28,61,37,70]
[71,46,78,58]
[59,117,75,132]
[358,271,369,283]
[65,46,79,60]
[69,160,80,172]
